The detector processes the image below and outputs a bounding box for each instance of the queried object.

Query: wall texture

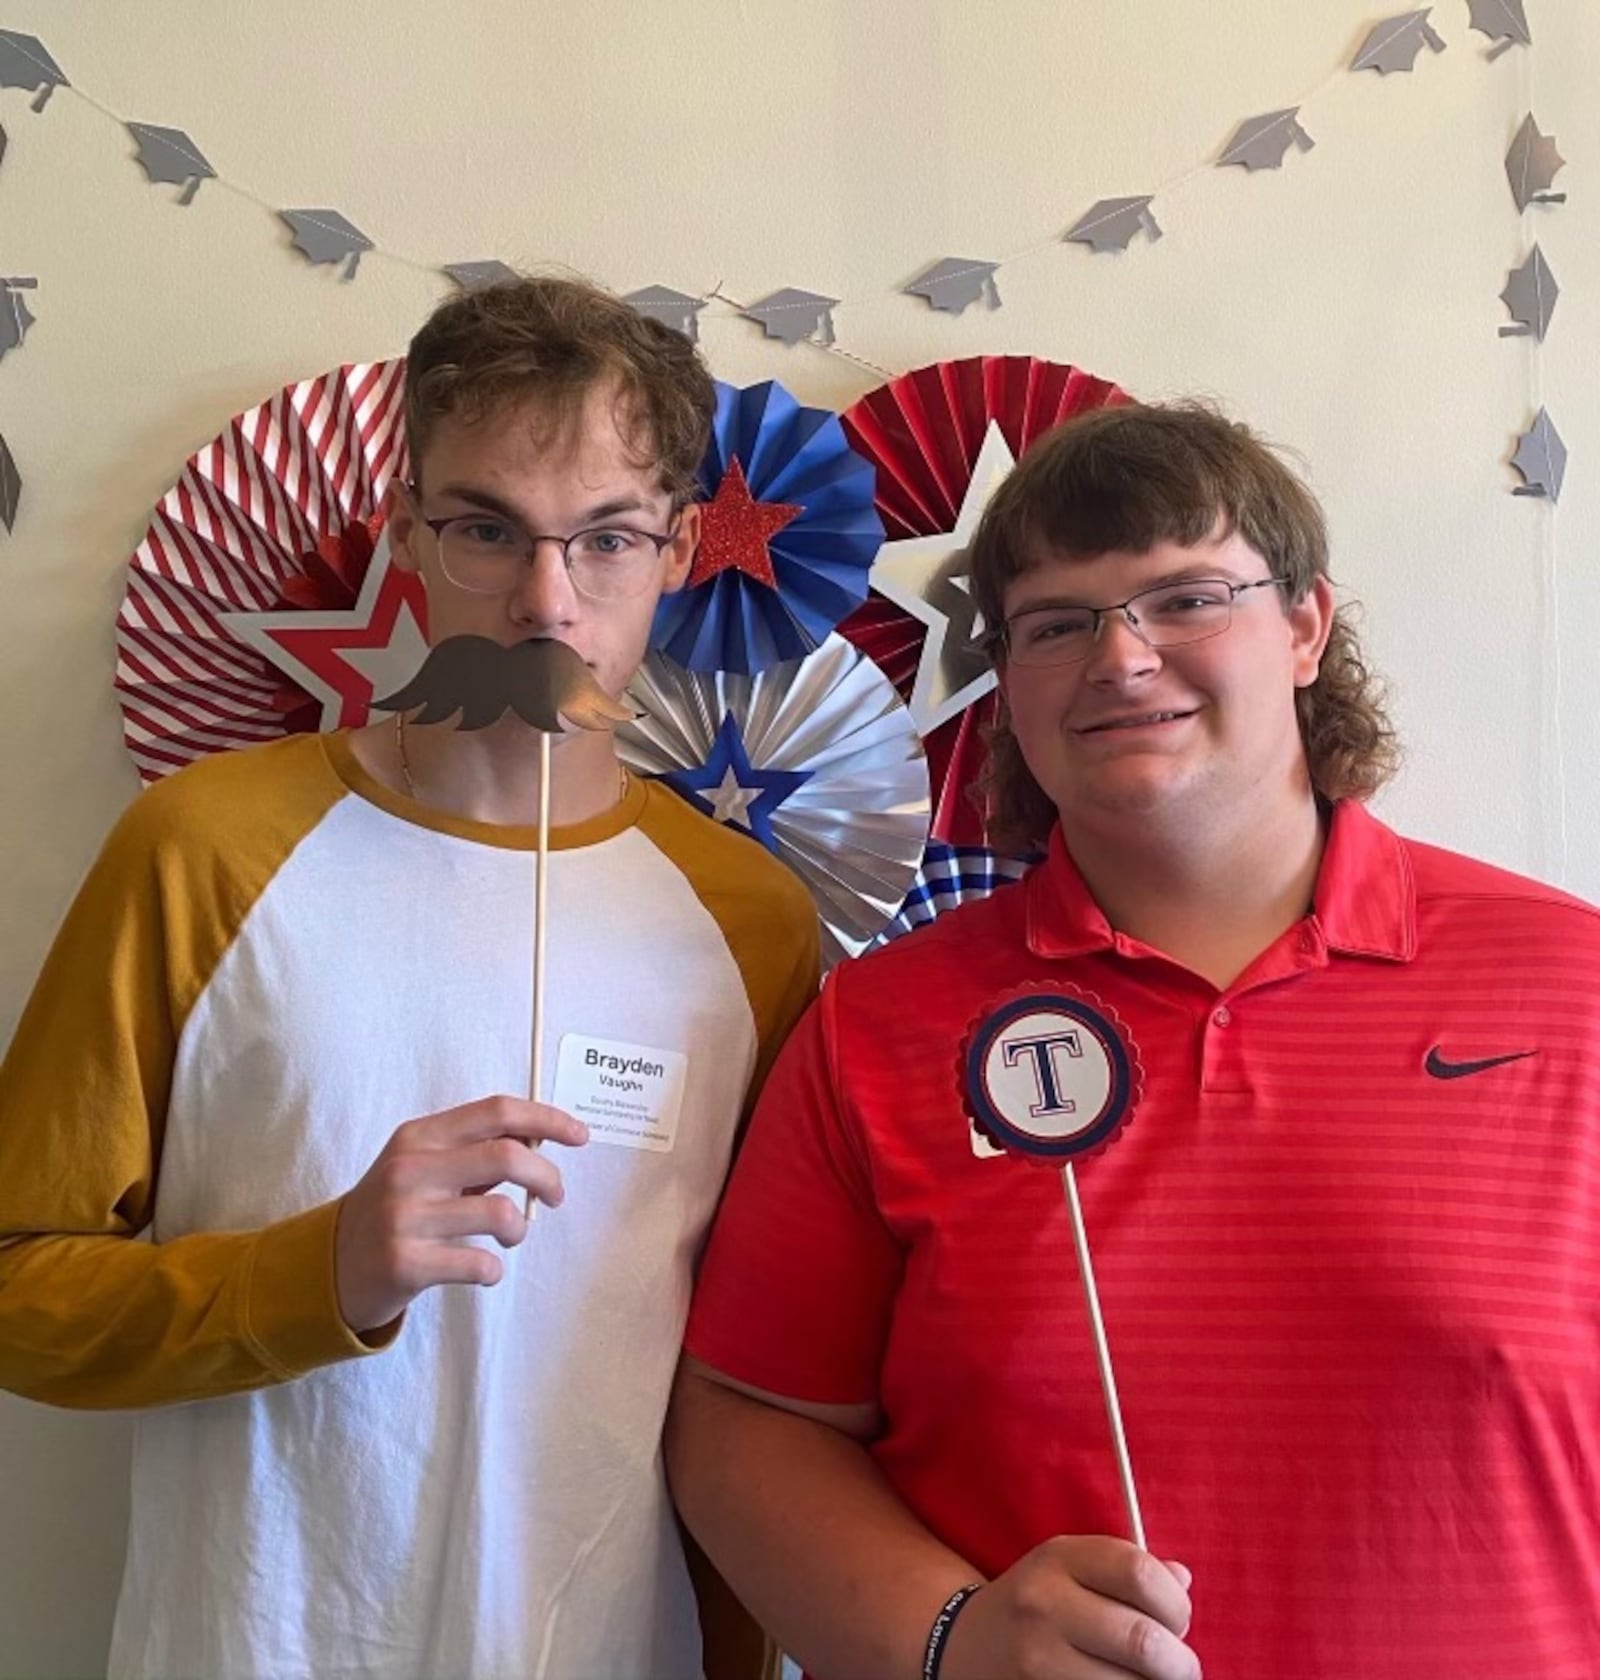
[0,2,1594,1670]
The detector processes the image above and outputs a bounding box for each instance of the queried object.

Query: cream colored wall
[0,2,1594,1670]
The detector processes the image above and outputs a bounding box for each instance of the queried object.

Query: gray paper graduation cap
[1506,116,1567,211]
[280,209,374,280]
[902,258,1002,315]
[0,277,37,362]
[0,430,19,533]
[1064,196,1162,254]
[1510,410,1567,502]
[1499,246,1558,341]
[1467,0,1531,59]
[127,123,215,204]
[624,285,707,341]
[1350,10,1446,73]
[1218,109,1315,172]
[0,31,67,111]
[742,289,838,345]
[444,260,520,291]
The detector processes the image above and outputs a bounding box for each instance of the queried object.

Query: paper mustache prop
[373,635,633,732]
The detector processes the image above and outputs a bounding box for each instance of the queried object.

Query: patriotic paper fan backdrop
[650,379,883,676]
[838,357,1129,847]
[618,636,930,966]
[116,358,424,782]
[874,841,1035,946]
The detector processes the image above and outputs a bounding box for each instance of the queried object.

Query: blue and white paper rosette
[619,635,930,966]
[874,842,1035,946]
[651,380,884,675]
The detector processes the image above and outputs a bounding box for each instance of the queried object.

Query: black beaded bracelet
[922,1583,984,1680]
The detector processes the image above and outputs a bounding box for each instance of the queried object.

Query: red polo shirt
[686,802,1600,1679]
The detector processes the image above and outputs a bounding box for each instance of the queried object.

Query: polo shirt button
[1212,1006,1232,1027]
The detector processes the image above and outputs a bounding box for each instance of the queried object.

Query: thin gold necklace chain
[393,712,628,806]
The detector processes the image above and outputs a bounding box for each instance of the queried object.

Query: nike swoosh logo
[1424,1047,1537,1080]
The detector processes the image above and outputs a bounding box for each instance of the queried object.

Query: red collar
[1025,800,1416,965]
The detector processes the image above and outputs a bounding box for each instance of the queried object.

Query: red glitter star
[689,457,801,590]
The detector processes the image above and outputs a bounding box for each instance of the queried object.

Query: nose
[509,537,579,632]
[1082,606,1162,684]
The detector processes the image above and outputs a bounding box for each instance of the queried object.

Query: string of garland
[0,5,1570,536]
[1491,7,1570,883]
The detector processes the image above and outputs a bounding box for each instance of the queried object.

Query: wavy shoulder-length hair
[967,401,1399,853]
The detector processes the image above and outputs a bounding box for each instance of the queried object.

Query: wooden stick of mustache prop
[375,636,634,1219]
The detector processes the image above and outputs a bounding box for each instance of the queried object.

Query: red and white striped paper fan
[837,356,1129,846]
[116,359,423,783]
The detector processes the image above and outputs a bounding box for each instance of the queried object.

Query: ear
[660,502,701,596]
[1289,576,1336,689]
[384,478,423,577]
[992,649,1011,712]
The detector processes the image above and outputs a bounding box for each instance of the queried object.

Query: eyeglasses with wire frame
[999,575,1290,668]
[409,486,684,601]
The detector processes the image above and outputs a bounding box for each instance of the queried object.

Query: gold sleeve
[0,741,396,1410]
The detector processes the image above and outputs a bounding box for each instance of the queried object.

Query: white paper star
[707,765,764,829]
[869,420,1016,735]
[223,535,430,730]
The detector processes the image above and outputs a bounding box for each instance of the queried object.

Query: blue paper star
[662,712,810,853]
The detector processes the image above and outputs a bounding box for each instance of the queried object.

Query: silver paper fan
[619,635,931,965]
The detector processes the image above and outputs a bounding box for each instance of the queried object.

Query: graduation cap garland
[0,29,66,111]
[1495,103,1571,503]
[1217,109,1316,173]
[0,275,36,363]
[1510,409,1566,503]
[1505,114,1566,212]
[1350,9,1447,73]
[1466,0,1531,59]
[623,286,707,341]
[0,7,1560,335]
[280,209,374,281]
[445,261,521,292]
[127,123,215,204]
[0,428,20,533]
[1499,247,1558,342]
[1063,196,1163,255]
[0,8,1579,506]
[902,259,1002,316]
[740,289,839,347]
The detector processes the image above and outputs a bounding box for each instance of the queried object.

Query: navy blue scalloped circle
[964,992,1134,1160]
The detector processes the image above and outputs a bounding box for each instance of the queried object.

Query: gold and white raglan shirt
[0,731,820,1680]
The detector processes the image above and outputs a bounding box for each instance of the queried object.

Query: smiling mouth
[1080,709,1195,734]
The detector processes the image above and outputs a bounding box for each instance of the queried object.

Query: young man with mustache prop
[0,277,819,1680]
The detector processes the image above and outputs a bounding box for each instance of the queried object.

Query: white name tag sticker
[551,1034,688,1153]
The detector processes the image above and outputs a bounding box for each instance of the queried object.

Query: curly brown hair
[968,401,1400,853]
[404,275,714,501]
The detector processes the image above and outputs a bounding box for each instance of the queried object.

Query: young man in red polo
[669,403,1600,1680]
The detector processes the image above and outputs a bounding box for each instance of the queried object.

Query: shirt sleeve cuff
[241,1200,403,1377]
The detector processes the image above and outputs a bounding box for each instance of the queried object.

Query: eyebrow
[1008,563,1255,613]
[428,484,661,526]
